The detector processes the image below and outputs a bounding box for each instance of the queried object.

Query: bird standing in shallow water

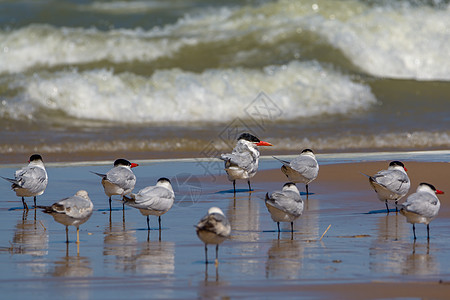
[220,133,272,194]
[400,183,443,240]
[40,190,94,244]
[2,154,48,210]
[91,158,138,210]
[265,182,303,237]
[123,177,174,236]
[273,149,319,196]
[196,207,231,266]
[365,161,410,213]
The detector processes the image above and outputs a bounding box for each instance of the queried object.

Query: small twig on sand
[319,224,331,241]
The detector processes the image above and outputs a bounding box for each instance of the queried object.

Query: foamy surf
[1,1,449,80]
[1,61,376,123]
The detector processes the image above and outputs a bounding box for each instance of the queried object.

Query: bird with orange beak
[220,133,272,193]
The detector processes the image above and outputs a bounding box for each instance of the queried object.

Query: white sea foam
[3,61,376,123]
[1,1,449,80]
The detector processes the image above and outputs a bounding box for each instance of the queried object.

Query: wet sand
[0,155,449,299]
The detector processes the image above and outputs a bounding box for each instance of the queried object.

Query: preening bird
[196,207,231,265]
[220,132,272,193]
[273,149,319,195]
[2,154,48,210]
[40,190,94,244]
[91,158,138,210]
[400,183,444,240]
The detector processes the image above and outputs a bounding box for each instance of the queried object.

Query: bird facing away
[400,183,444,240]
[273,149,319,195]
[265,182,304,235]
[196,207,231,265]
[123,177,175,232]
[91,158,138,210]
[220,132,272,193]
[2,154,48,210]
[366,161,410,213]
[40,190,94,244]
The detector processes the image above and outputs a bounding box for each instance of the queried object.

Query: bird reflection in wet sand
[196,207,231,266]
[401,241,438,276]
[51,243,92,278]
[40,190,93,244]
[265,239,303,279]
[11,209,48,257]
[103,221,138,273]
[133,241,175,275]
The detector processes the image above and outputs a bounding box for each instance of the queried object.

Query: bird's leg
[65,226,69,243]
[215,244,219,267]
[291,222,294,240]
[413,224,417,240]
[205,244,208,264]
[233,180,236,194]
[277,222,280,233]
[306,184,309,196]
[395,200,398,213]
[247,180,252,192]
[158,216,162,231]
[385,201,390,214]
[147,216,150,231]
[22,197,28,211]
[33,196,37,208]
[76,227,80,244]
[109,197,112,211]
[427,224,430,240]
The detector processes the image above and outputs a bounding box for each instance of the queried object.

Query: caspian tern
[265,182,303,235]
[123,177,175,232]
[220,133,272,193]
[195,207,231,265]
[40,190,93,244]
[400,183,444,240]
[364,161,410,213]
[2,154,48,210]
[91,158,138,210]
[273,149,319,195]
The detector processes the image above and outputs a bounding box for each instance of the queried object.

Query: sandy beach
[0,153,449,299]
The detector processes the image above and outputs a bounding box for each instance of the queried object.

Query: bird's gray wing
[106,167,136,190]
[129,186,174,211]
[266,191,303,216]
[14,166,48,192]
[55,195,93,219]
[220,151,253,172]
[272,156,291,167]
[290,156,318,177]
[402,192,439,218]
[372,170,409,193]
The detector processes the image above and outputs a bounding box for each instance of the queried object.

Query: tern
[265,182,303,234]
[2,154,48,210]
[91,158,138,210]
[220,133,272,193]
[273,149,319,195]
[196,207,231,265]
[400,183,444,240]
[40,190,94,244]
[123,177,175,232]
[364,161,410,213]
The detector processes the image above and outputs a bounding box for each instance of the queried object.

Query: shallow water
[1,153,449,299]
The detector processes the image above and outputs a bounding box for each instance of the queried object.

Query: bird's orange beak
[256,141,272,147]
[436,189,444,194]
[131,163,139,168]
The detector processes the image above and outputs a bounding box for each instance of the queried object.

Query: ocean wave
[1,61,376,123]
[0,131,447,155]
[1,1,449,80]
